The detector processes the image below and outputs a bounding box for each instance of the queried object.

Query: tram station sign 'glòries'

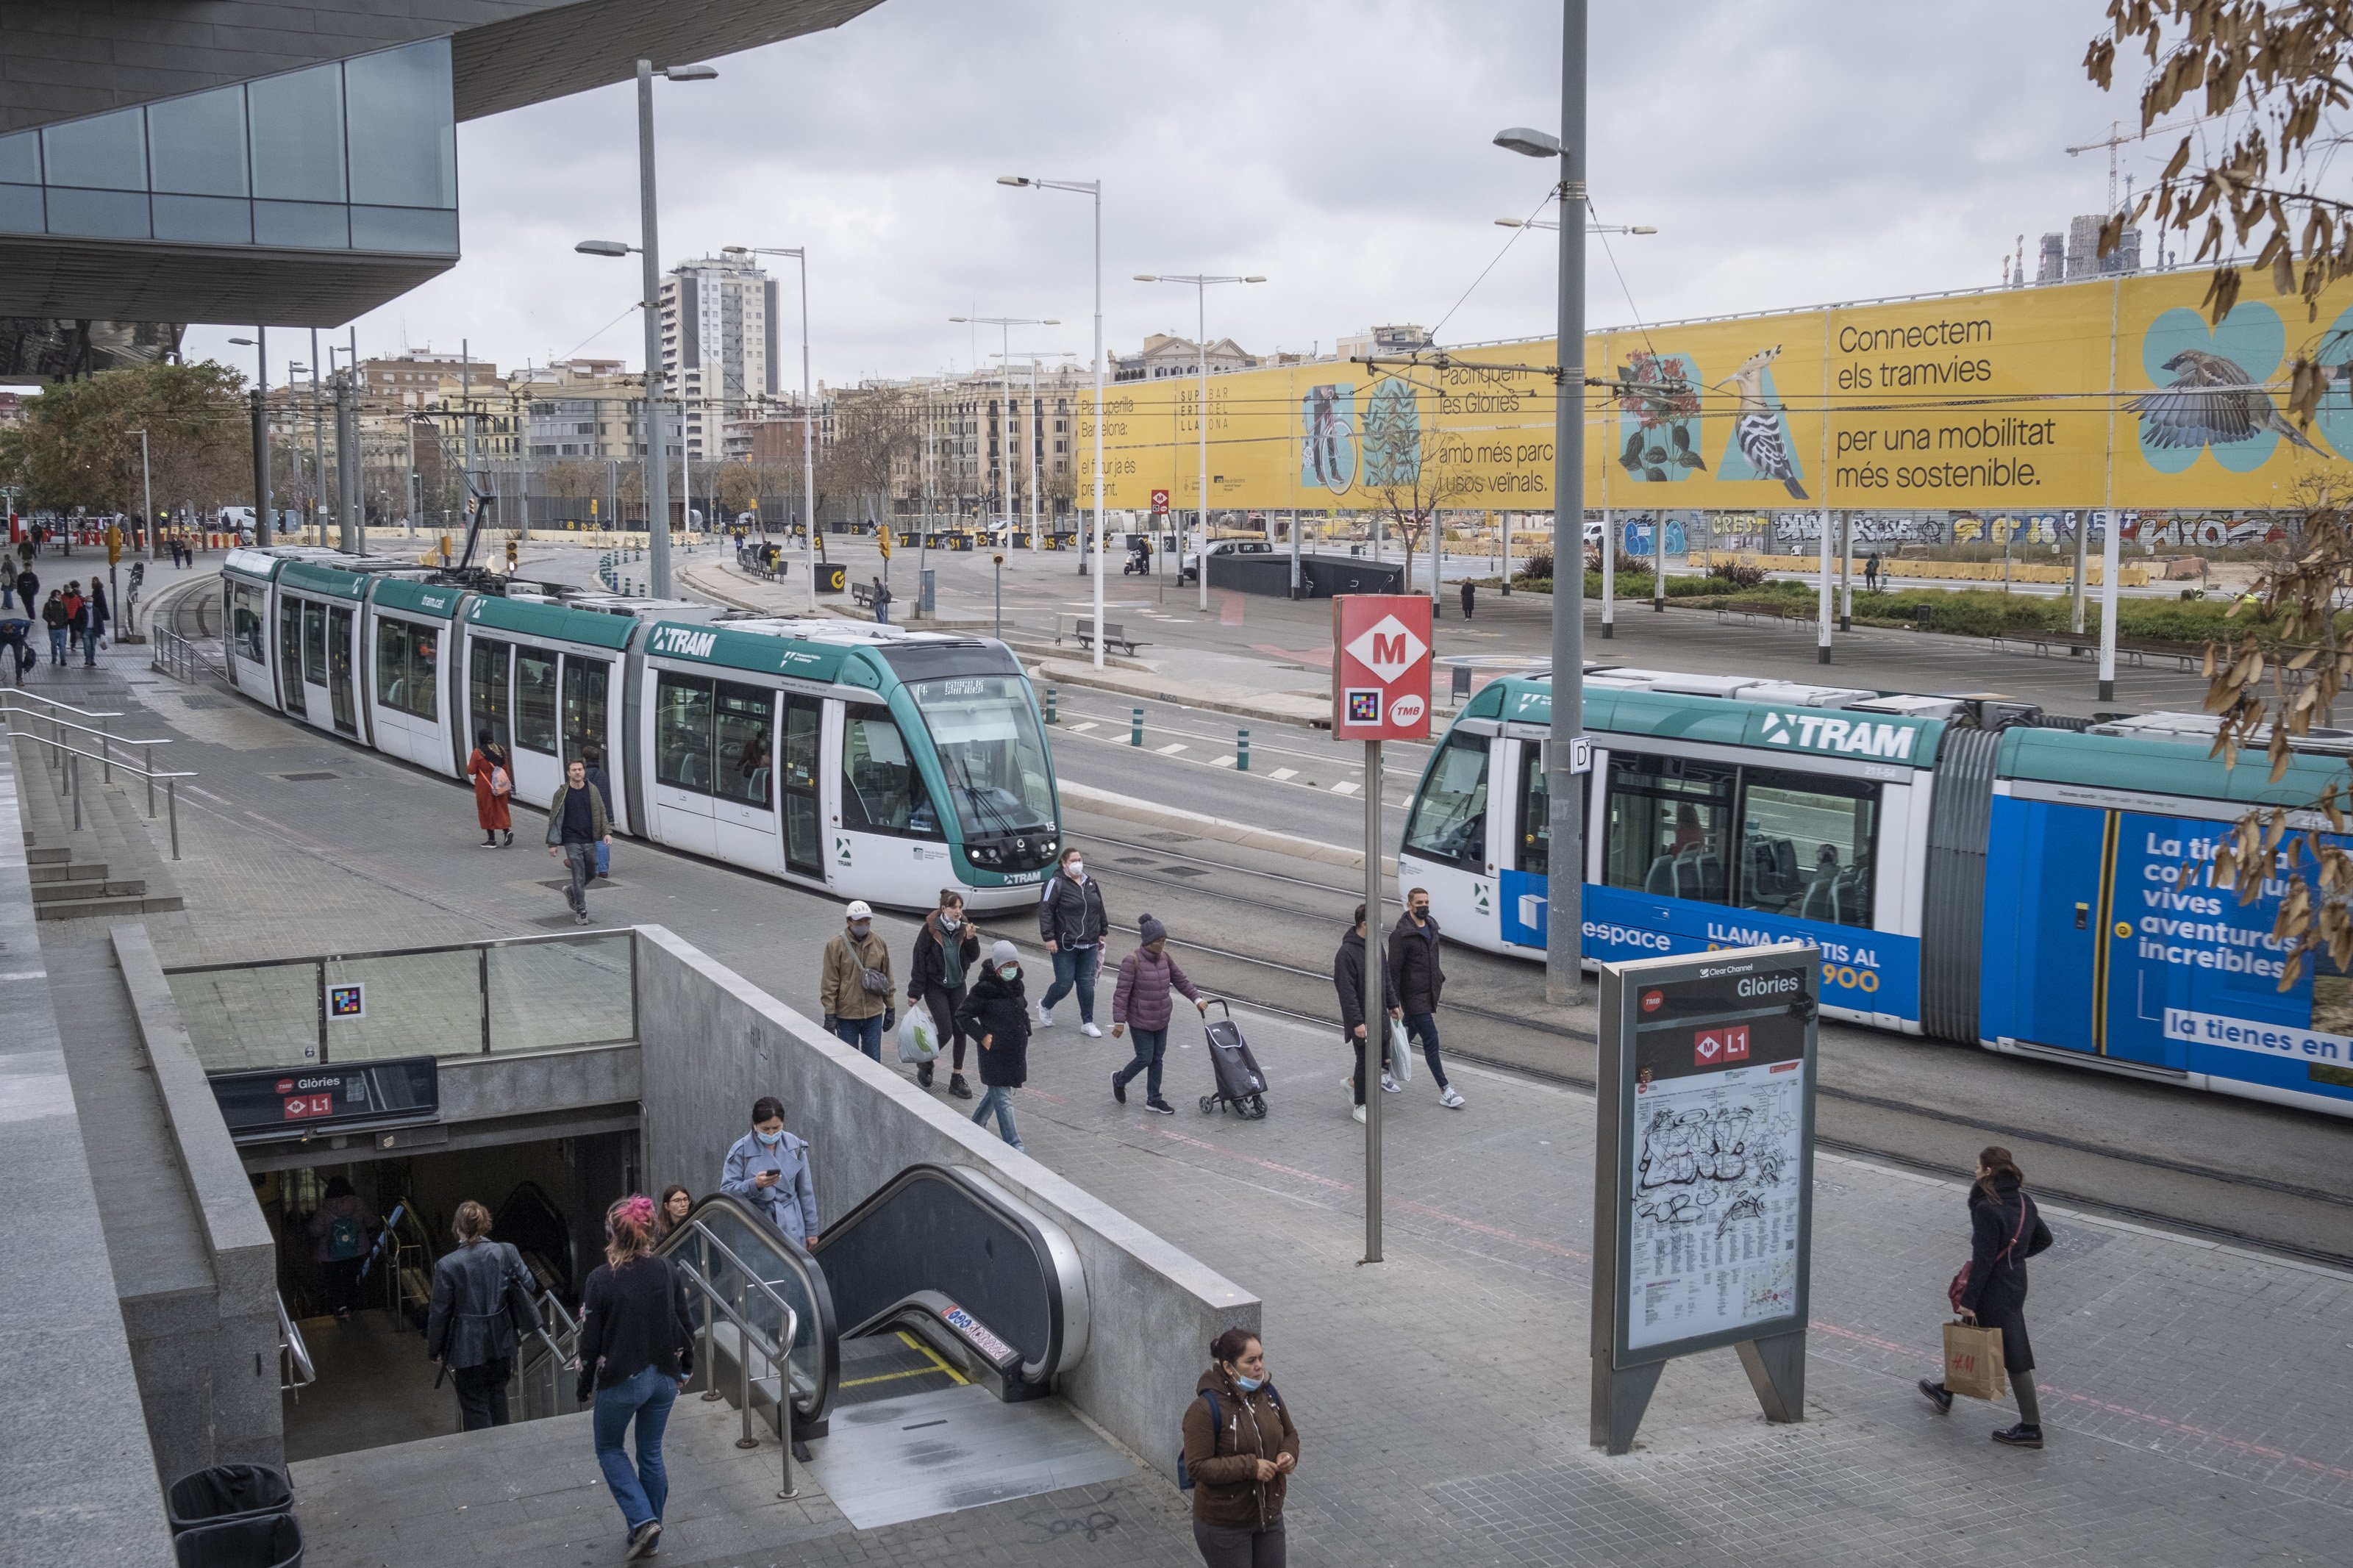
[1590,943,1819,1455]
[208,1056,440,1145]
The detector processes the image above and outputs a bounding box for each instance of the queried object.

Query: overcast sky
[183,0,2156,394]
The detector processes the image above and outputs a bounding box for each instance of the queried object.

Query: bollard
[1131,707,1144,746]
[1044,687,1057,725]
[1238,728,1250,772]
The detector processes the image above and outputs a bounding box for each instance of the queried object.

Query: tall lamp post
[228,334,268,544]
[575,58,716,601]
[1133,273,1264,610]
[999,175,1104,668]
[721,245,816,611]
[950,315,1057,552]
[1496,0,1588,1008]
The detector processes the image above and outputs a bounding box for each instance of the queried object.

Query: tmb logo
[1693,1024,1750,1065]
[1640,989,1664,1013]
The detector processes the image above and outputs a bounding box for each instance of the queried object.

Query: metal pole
[1599,508,1613,637]
[2098,273,2122,701]
[1838,512,1852,630]
[310,329,326,545]
[1363,737,1383,1264]
[1650,509,1663,613]
[1092,185,1106,669]
[1197,282,1210,611]
[337,369,360,554]
[1027,357,1040,554]
[1815,507,1832,662]
[799,257,815,611]
[1545,0,1588,1008]
[1289,506,1301,598]
[250,329,270,545]
[138,430,153,562]
[638,60,675,599]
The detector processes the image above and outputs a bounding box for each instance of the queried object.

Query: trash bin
[172,1512,302,1568]
[165,1464,293,1533]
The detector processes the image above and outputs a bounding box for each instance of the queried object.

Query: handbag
[490,765,511,798]
[1941,1320,2007,1401]
[1949,1192,2032,1314]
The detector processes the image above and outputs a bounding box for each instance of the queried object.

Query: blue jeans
[593,1363,678,1533]
[1113,1026,1168,1099]
[1401,1011,1451,1090]
[1042,945,1099,1023]
[47,629,65,663]
[81,625,99,663]
[971,1084,1023,1150]
[833,1012,884,1061]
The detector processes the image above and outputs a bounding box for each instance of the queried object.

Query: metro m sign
[1332,595,1434,740]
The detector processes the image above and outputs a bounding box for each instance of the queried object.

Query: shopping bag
[1941,1320,2007,1402]
[896,1008,938,1064]
[1386,1017,1414,1086]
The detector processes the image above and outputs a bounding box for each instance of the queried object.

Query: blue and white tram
[213,548,1063,910]
[1402,669,2353,1118]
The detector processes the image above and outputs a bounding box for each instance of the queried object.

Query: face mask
[849,921,871,938]
[1065,861,1084,878]
[755,1128,782,1146]
[940,914,960,931]
[1412,906,1429,920]
[999,964,1020,981]
[1235,1374,1264,1392]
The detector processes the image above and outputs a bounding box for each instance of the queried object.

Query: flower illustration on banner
[1615,351,1704,483]
[2132,301,2318,473]
[1360,378,1424,489]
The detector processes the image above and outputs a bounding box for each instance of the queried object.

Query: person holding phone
[718,1096,818,1247]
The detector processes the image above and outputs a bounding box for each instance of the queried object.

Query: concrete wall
[634,926,1258,1483]
[113,925,285,1480]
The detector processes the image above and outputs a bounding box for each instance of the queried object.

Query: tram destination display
[209,1056,439,1145]
[1590,942,1819,1454]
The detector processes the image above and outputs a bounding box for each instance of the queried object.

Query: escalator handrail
[655,1192,840,1423]
[812,1162,1088,1387]
[277,1293,315,1391]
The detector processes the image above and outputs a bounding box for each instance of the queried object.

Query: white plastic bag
[896,1008,938,1064]
[1386,1017,1414,1086]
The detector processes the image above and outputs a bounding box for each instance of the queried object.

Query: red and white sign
[1149,488,1171,515]
[1640,989,1664,1013]
[1693,1024,1751,1066]
[1332,595,1434,740]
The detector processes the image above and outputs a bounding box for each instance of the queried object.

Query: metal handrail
[0,689,122,723]
[163,926,626,975]
[3,726,192,858]
[279,1295,316,1392]
[671,1250,801,1499]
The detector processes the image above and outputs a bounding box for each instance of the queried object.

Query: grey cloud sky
[184,1,2157,392]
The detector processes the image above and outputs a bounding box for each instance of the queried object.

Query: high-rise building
[659,255,779,463]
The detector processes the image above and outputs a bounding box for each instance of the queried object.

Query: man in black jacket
[425,1200,543,1431]
[1333,904,1401,1125]
[1390,889,1464,1109]
[1036,847,1109,1037]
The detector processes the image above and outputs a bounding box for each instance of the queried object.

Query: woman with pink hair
[574,1195,698,1559]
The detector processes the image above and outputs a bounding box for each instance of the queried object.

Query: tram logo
[652,626,718,659]
[1757,709,1918,760]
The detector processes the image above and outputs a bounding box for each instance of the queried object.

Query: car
[1179,536,1274,584]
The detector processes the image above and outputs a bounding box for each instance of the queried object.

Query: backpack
[325,1212,364,1261]
[1176,1383,1280,1491]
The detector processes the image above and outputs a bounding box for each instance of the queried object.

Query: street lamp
[950,316,1057,557]
[574,58,717,600]
[1133,273,1264,609]
[228,334,268,543]
[1000,174,1107,669]
[722,245,816,612]
[1494,3,1588,1008]
[990,350,1078,579]
[1496,217,1655,235]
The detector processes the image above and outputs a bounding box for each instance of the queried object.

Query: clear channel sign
[1590,942,1819,1454]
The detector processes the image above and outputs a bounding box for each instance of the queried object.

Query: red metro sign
[1332,594,1434,741]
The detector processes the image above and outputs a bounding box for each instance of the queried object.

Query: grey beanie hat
[1138,912,1168,946]
[990,939,1020,965]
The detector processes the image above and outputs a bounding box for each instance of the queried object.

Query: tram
[217,548,1063,909]
[1401,667,2353,1119]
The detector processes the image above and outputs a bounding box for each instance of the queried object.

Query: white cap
[845,900,873,920]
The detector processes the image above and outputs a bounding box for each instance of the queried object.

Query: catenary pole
[1363,735,1384,1263]
[1546,0,1588,1006]
[637,60,674,598]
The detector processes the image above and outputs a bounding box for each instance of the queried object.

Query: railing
[515,1291,585,1422]
[279,1294,316,1393]
[163,928,636,1074]
[150,621,221,685]
[0,690,193,858]
[672,1214,805,1498]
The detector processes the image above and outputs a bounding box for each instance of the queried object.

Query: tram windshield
[905,675,1056,839]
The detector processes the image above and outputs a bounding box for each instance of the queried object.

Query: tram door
[779,693,823,878]
[327,606,357,736]
[507,648,565,807]
[299,601,329,724]
[276,598,306,717]
[710,684,780,875]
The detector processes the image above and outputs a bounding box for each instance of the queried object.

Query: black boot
[917,1061,934,1088]
[1990,1423,2043,1449]
[949,1073,973,1100]
[1917,1379,1952,1415]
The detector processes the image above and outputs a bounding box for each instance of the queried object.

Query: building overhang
[0,235,454,326]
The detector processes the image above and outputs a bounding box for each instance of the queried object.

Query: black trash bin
[173,1512,302,1568]
[165,1464,293,1533]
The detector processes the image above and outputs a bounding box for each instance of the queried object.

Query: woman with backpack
[955,940,1032,1152]
[1919,1145,2055,1448]
[467,731,513,847]
[307,1175,379,1320]
[1182,1327,1298,1567]
[576,1195,697,1561]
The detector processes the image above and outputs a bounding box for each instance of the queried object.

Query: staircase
[8,733,183,920]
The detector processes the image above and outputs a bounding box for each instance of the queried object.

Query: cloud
[183,1,2145,393]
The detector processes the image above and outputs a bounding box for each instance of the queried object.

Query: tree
[1359,378,1476,592]
[821,387,917,524]
[0,361,251,518]
[2089,5,2353,984]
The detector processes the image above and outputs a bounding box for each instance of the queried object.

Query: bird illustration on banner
[1715,345,1810,500]
[2129,348,2322,455]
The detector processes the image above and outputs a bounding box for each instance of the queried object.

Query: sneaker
[1351,1103,1366,1124]
[1035,1003,1054,1028]
[949,1073,973,1100]
[1111,1072,1127,1105]
[1917,1378,1953,1416]
[626,1519,663,1559]
[1990,1422,2043,1449]
[1079,1021,1103,1038]
[575,912,591,926]
[1145,1098,1176,1116]
[1381,1073,1402,1093]
[1439,1086,1465,1109]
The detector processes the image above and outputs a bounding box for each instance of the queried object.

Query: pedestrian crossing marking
[1210,754,1237,768]
[1155,742,1188,755]
[1270,767,1298,781]
[1331,781,1360,795]
[1068,721,1098,733]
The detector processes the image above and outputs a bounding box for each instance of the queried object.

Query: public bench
[1056,616,1147,656]
[851,581,875,611]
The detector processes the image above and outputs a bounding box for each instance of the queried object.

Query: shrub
[1518,549,1554,582]
[1707,559,1769,588]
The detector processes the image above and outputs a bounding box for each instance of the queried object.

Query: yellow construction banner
[1078,270,2353,515]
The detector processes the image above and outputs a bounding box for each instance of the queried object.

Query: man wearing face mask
[821,899,895,1062]
[908,889,982,1098]
[956,941,1032,1152]
[721,1096,819,1246]
[1389,887,1465,1109]
[1036,846,1110,1037]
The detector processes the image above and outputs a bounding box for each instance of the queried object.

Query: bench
[1986,629,2198,671]
[851,581,876,610]
[1056,615,1147,656]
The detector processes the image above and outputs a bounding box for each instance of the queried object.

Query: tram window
[840,707,943,839]
[1737,767,1877,926]
[299,601,327,686]
[408,629,437,720]
[514,650,558,753]
[562,658,607,766]
[1402,732,1488,870]
[374,618,407,709]
[230,584,265,662]
[782,698,821,793]
[1517,741,1549,875]
[654,673,715,793]
[1604,752,1734,904]
[713,681,773,808]
[468,638,510,752]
